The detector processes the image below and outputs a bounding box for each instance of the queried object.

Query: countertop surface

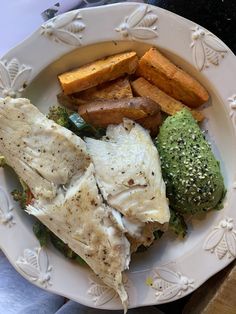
[150,0,236,53]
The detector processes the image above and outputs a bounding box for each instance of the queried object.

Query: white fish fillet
[27,164,130,309]
[86,119,170,248]
[0,97,130,311]
[0,97,89,200]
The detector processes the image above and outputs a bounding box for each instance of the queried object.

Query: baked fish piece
[0,97,89,200]
[86,119,170,250]
[0,97,130,311]
[27,164,130,310]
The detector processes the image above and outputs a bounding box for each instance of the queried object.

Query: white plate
[0,3,236,310]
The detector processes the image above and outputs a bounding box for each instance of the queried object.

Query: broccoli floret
[47,106,70,128]
[169,209,187,238]
[47,107,105,138]
[0,155,6,167]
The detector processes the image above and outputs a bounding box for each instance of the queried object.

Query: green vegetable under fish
[47,106,105,138]
[69,112,105,138]
[157,109,226,214]
[169,209,187,237]
[11,180,33,209]
[11,179,85,265]
[47,106,70,128]
[33,221,86,265]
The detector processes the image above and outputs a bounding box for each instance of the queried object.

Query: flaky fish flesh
[86,119,170,250]
[0,97,130,311]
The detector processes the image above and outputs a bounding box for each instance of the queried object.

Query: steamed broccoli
[47,106,70,128]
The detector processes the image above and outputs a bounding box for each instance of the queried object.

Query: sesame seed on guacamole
[156,109,226,214]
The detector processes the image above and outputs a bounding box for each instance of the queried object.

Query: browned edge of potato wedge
[57,77,133,110]
[136,112,162,137]
[57,93,79,111]
[131,77,204,122]
[74,76,133,102]
[58,51,138,95]
[136,47,209,108]
[78,97,161,129]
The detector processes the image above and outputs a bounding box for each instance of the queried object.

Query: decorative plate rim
[0,2,236,310]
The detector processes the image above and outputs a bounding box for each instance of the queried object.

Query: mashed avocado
[157,109,225,214]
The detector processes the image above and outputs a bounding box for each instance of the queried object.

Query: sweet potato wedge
[75,76,133,102]
[131,77,204,122]
[58,51,138,95]
[78,97,160,128]
[136,48,209,108]
[57,77,133,110]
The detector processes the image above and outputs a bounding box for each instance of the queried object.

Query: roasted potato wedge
[78,97,160,128]
[57,93,78,111]
[136,48,209,108]
[136,112,162,137]
[131,77,204,122]
[58,51,138,95]
[75,76,133,102]
[57,77,133,110]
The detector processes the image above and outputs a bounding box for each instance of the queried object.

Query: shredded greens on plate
[10,177,86,265]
